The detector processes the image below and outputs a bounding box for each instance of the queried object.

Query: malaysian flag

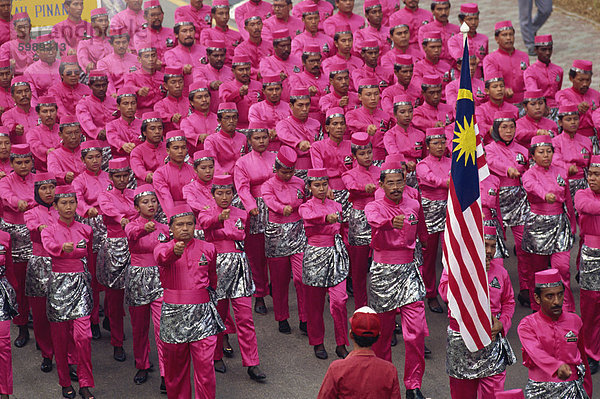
[442,35,492,352]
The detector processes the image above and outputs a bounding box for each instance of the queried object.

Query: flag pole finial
[460,21,470,42]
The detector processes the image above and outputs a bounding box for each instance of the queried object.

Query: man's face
[60,126,82,149]
[166,76,184,98]
[335,33,353,55]
[90,79,108,100]
[330,72,349,95]
[291,98,310,120]
[167,141,188,163]
[0,136,10,160]
[391,26,410,48]
[559,114,580,135]
[213,188,233,209]
[126,0,143,12]
[191,0,203,9]
[395,65,413,86]
[570,72,592,95]
[0,69,12,88]
[263,84,282,103]
[146,7,164,30]
[38,44,58,64]
[11,156,32,177]
[61,64,81,86]
[394,104,413,126]
[427,137,446,158]
[110,170,129,190]
[381,172,405,203]
[303,14,320,33]
[144,121,164,143]
[112,36,130,56]
[423,86,442,107]
[249,130,269,153]
[423,41,442,62]
[403,0,419,9]
[12,85,32,107]
[366,6,382,27]
[191,90,211,112]
[245,18,263,40]
[274,38,291,60]
[495,29,515,52]
[484,238,496,270]
[535,45,553,64]
[432,3,450,23]
[0,0,10,20]
[213,8,230,26]
[67,0,84,19]
[219,111,238,132]
[118,96,137,119]
[587,166,600,193]
[208,48,226,69]
[359,87,379,110]
[325,116,346,141]
[304,54,322,76]
[177,25,196,47]
[170,214,195,242]
[14,20,31,40]
[535,285,564,320]
[462,14,479,32]
[486,81,505,102]
[336,0,354,14]
[233,64,251,84]
[361,48,379,68]
[138,50,157,71]
[273,0,290,19]
[38,105,58,127]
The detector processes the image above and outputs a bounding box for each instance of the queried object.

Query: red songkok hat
[167,204,194,223]
[460,3,479,14]
[530,135,552,149]
[534,34,552,46]
[494,20,513,33]
[393,94,412,106]
[276,146,297,168]
[523,89,544,101]
[193,150,215,163]
[351,132,370,147]
[572,60,593,73]
[108,157,130,172]
[534,269,561,288]
[212,174,234,187]
[426,127,446,140]
[307,168,328,180]
[165,130,187,144]
[326,107,345,121]
[134,184,156,201]
[55,185,76,198]
[422,74,442,87]
[217,102,238,113]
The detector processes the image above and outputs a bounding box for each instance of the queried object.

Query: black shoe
[278,320,291,334]
[14,325,29,348]
[427,298,443,313]
[134,369,149,385]
[113,346,126,362]
[247,365,266,381]
[575,271,580,284]
[160,377,167,394]
[518,290,531,308]
[102,317,111,332]
[424,345,432,356]
[91,324,101,340]
[314,344,328,359]
[394,322,402,334]
[254,298,267,315]
[78,387,95,399]
[406,388,425,399]
[68,364,78,382]
[335,345,349,359]
[41,357,53,373]
[214,360,226,373]
[62,385,76,399]
[346,276,353,296]
[222,334,234,358]
[390,333,398,347]
[589,358,599,375]
[299,321,308,335]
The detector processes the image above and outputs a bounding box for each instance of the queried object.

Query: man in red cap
[97,27,140,95]
[76,71,118,143]
[352,40,393,91]
[354,0,390,55]
[292,0,333,30]
[288,45,328,123]
[319,63,361,116]
[412,75,454,132]
[192,40,233,114]
[1,78,36,145]
[475,75,518,142]
[417,0,459,64]
[110,0,146,49]
[28,97,60,172]
[413,30,452,94]
[322,24,363,81]
[164,18,205,90]
[291,5,334,60]
[106,87,143,158]
[219,55,262,129]
[323,0,365,37]
[154,68,188,132]
[235,0,273,41]
[262,0,304,41]
[181,83,218,154]
[381,55,422,113]
[0,12,35,76]
[388,0,432,48]
[22,35,60,98]
[259,30,300,101]
[47,117,86,185]
[76,8,111,74]
[174,0,212,42]
[133,1,175,63]
[51,0,92,55]
[234,15,273,75]
[248,75,291,151]
[48,56,92,119]
[199,0,243,67]
[204,103,248,175]
[447,3,487,75]
[381,24,422,74]
[317,306,401,399]
[0,60,12,115]
[130,112,167,185]
[523,35,562,119]
[515,90,558,148]
[124,46,164,117]
[518,269,593,398]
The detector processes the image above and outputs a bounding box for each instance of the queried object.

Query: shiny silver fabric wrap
[414,240,424,267]
[100,146,112,172]
[215,252,255,300]
[569,178,588,204]
[295,169,308,183]
[484,219,509,259]
[97,237,130,289]
[159,295,225,344]
[406,170,418,189]
[579,245,600,291]
[348,208,371,246]
[498,186,530,227]
[332,189,351,223]
[265,220,307,258]
[80,215,107,253]
[194,229,205,240]
[368,260,425,313]
[0,277,17,321]
[25,255,52,297]
[446,327,515,379]
[522,211,574,255]
[421,198,447,234]
[47,269,93,322]
[591,135,599,155]
[0,221,32,263]
[125,265,163,307]
[525,364,589,399]
[248,197,268,235]
[302,234,349,287]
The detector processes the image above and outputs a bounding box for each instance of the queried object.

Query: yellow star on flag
[453,116,477,166]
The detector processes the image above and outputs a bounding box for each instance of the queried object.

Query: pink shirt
[383,124,425,163]
[319,92,361,124]
[558,87,600,138]
[486,139,529,187]
[106,117,143,157]
[310,138,352,190]
[76,35,112,71]
[0,172,35,224]
[416,154,450,200]
[0,86,13,112]
[48,82,91,119]
[164,42,206,91]
[26,124,61,172]
[203,130,248,176]
[199,26,242,67]
[483,48,530,104]
[1,105,37,145]
[154,95,190,132]
[0,39,35,75]
[346,106,392,161]
[72,169,111,217]
[474,101,518,143]
[299,197,342,247]
[322,53,364,86]
[180,109,218,153]
[353,25,391,55]
[388,7,432,46]
[130,140,167,184]
[98,187,136,238]
[515,115,558,148]
[218,79,263,129]
[183,179,214,216]
[23,60,60,98]
[41,219,94,274]
[125,216,170,267]
[97,53,140,95]
[234,150,277,210]
[447,32,488,65]
[411,101,453,132]
[124,69,165,117]
[523,164,571,216]
[262,174,305,224]
[76,94,118,140]
[341,164,381,210]
[445,77,486,113]
[574,188,600,243]
[52,18,92,53]
[413,58,452,94]
[322,12,365,38]
[25,205,59,257]
[380,45,423,78]
[174,5,212,42]
[110,8,146,48]
[198,205,247,253]
[287,70,329,121]
[234,39,273,75]
[234,0,273,41]
[524,61,563,108]
[47,145,86,185]
[248,100,291,151]
[351,65,394,91]
[153,161,196,209]
[292,0,333,30]
[417,20,459,63]
[262,15,305,41]
[291,32,334,60]
[276,115,320,169]
[192,64,234,114]
[133,27,176,62]
[259,54,302,101]
[552,133,592,180]
[480,174,502,223]
[381,82,422,115]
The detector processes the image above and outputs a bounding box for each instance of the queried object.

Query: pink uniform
[322,12,365,37]
[322,53,364,81]
[262,15,304,41]
[180,110,218,153]
[388,7,432,46]
[515,115,558,148]
[0,39,35,76]
[106,117,143,158]
[445,77,486,112]
[130,141,167,185]
[351,66,394,91]
[72,169,111,218]
[203,130,248,176]
[174,4,212,42]
[291,32,334,60]
[483,48,530,104]
[154,95,190,132]
[0,86,13,112]
[380,46,423,77]
[110,8,145,47]
[552,132,592,182]
[383,124,425,163]
[319,92,361,122]
[346,107,392,161]
[353,26,391,55]
[292,0,333,30]
[447,32,488,66]
[199,26,242,67]
[76,94,118,140]
[234,39,273,74]
[381,82,422,114]
[46,145,85,185]
[23,60,60,98]
[412,58,452,90]
[124,69,165,117]
[52,18,92,53]
[559,87,600,139]
[0,172,35,225]
[133,27,176,62]
[248,100,290,151]
[164,42,206,90]
[276,116,320,170]
[412,101,454,132]
[310,139,352,190]
[152,161,196,210]
[1,106,37,145]
[76,36,112,71]
[524,61,563,109]
[417,20,460,64]
[234,0,273,40]
[259,54,302,101]
[182,178,214,217]
[192,64,234,115]
[26,124,60,172]
[47,82,91,120]
[288,70,328,122]
[97,53,140,95]
[218,79,262,129]
[475,101,518,142]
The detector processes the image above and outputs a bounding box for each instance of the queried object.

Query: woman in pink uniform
[486,111,531,307]
[299,168,350,360]
[0,229,16,399]
[522,135,576,312]
[41,185,96,399]
[125,185,168,391]
[514,89,558,148]
[24,173,58,373]
[183,150,215,218]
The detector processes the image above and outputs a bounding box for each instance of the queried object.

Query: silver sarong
[446,327,515,379]
[406,170,418,189]
[332,189,351,223]
[97,237,130,289]
[125,265,163,307]
[101,146,112,171]
[499,186,529,227]
[522,211,574,255]
[25,255,52,297]
[265,220,306,258]
[302,234,349,287]
[0,221,32,263]
[80,215,107,254]
[295,169,308,183]
[348,208,371,246]
[579,245,600,291]
[368,260,425,313]
[421,198,447,234]
[215,252,255,300]
[569,178,588,204]
[0,276,17,321]
[525,364,589,399]
[47,269,93,322]
[591,134,600,155]
[484,218,509,259]
[248,197,268,235]
[194,229,205,240]
[414,240,424,267]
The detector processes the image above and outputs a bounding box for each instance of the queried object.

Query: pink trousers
[105,287,124,347]
[527,251,574,312]
[29,296,53,359]
[245,234,269,298]
[510,225,528,291]
[305,281,349,347]
[580,289,600,361]
[348,245,371,309]
[373,301,425,389]
[214,297,260,367]
[89,253,101,325]
[422,232,444,299]
[267,253,306,322]
[13,261,29,326]
[129,298,165,375]
[0,321,12,395]
[449,372,506,398]
[163,335,217,399]
[51,316,94,388]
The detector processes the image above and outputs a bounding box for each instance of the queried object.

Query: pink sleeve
[154,240,180,265]
[0,109,16,133]
[276,121,302,149]
[261,180,285,214]
[383,130,400,155]
[219,83,242,103]
[522,170,547,202]
[124,219,148,241]
[416,162,448,188]
[486,148,511,178]
[197,207,223,231]
[309,145,324,168]
[76,102,102,139]
[76,42,93,70]
[154,100,172,124]
[575,190,600,214]
[523,67,540,91]
[71,177,92,217]
[298,203,326,225]
[164,50,183,68]
[499,272,515,334]
[152,169,175,211]
[233,161,257,211]
[97,192,126,221]
[106,122,126,151]
[482,55,500,83]
[411,110,430,133]
[40,226,64,257]
[517,317,564,378]
[24,209,41,238]
[130,149,149,181]
[364,203,394,230]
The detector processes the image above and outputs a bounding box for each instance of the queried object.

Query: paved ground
[11,0,600,397]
